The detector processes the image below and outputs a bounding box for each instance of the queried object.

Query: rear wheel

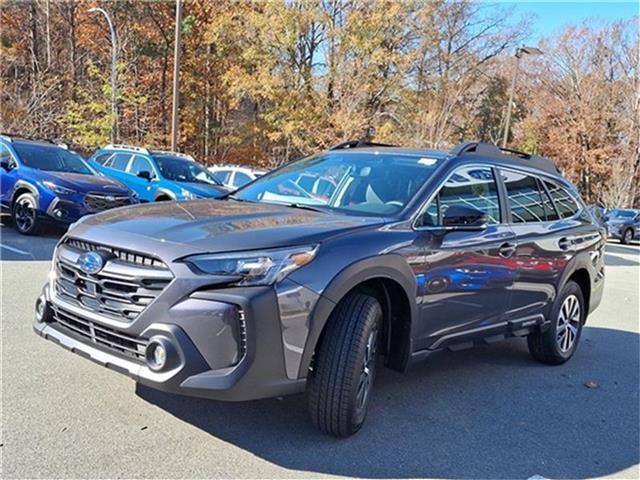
[12,192,41,235]
[305,292,382,437]
[528,280,584,365]
[621,228,633,245]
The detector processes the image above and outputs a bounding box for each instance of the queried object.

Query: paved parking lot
[1,222,639,479]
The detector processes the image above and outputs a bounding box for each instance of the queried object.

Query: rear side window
[503,171,559,223]
[421,166,501,226]
[107,153,132,171]
[94,153,113,165]
[544,180,580,219]
[234,171,252,187]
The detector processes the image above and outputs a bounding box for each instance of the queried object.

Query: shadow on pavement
[137,326,639,479]
[0,214,65,261]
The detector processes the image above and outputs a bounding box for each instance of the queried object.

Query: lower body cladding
[34,280,314,401]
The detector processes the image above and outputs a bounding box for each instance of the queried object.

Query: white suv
[209,165,267,189]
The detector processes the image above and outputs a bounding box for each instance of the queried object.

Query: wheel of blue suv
[527,280,585,365]
[621,228,633,245]
[12,192,41,235]
[305,292,382,437]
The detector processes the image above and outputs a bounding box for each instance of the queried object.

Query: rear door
[413,165,518,351]
[499,169,574,326]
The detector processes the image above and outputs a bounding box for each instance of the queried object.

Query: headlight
[42,181,75,195]
[184,245,318,286]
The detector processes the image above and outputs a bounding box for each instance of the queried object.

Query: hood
[178,182,230,198]
[77,200,384,254]
[37,170,131,194]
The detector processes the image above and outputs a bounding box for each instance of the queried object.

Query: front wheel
[528,280,585,365]
[621,228,633,245]
[12,192,41,235]
[305,292,382,437]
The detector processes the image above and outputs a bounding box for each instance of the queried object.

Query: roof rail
[152,150,195,161]
[329,140,397,151]
[450,141,559,175]
[104,144,150,155]
[0,133,60,145]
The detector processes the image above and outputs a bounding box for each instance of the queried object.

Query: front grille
[54,239,173,321]
[84,193,131,212]
[52,305,147,362]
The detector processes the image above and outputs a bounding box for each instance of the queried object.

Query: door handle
[558,237,573,251]
[498,242,517,258]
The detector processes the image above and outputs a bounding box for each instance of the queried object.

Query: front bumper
[34,277,307,401]
[44,195,136,224]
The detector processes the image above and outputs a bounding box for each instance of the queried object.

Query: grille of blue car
[54,239,173,321]
[84,193,132,212]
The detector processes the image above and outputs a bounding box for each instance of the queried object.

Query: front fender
[296,253,418,378]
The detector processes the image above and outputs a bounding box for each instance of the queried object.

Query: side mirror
[442,205,488,231]
[137,170,153,182]
[0,158,12,171]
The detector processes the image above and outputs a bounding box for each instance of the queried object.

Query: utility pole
[89,7,118,143]
[170,0,183,151]
[502,45,543,148]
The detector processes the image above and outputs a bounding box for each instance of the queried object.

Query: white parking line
[0,243,30,255]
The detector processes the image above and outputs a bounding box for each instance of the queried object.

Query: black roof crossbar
[450,141,559,175]
[329,140,397,151]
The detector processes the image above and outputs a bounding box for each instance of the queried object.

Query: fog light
[145,337,176,372]
[35,295,51,323]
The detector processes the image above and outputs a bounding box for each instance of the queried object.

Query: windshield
[154,155,221,185]
[610,209,637,219]
[234,152,442,216]
[13,143,93,175]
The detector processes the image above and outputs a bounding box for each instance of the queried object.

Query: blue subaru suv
[0,135,137,235]
[87,145,230,202]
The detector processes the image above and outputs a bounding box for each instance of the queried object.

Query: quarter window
[420,166,501,226]
[234,171,252,187]
[503,171,559,223]
[544,180,580,218]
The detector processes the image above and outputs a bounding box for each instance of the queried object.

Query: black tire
[528,280,585,365]
[306,292,382,437]
[12,192,41,235]
[621,228,633,245]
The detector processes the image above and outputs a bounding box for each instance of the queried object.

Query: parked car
[208,165,267,189]
[0,135,137,235]
[604,208,640,244]
[89,145,231,201]
[35,140,605,436]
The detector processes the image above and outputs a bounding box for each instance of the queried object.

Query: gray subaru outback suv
[35,141,605,436]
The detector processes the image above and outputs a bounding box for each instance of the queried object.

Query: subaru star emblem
[77,251,104,274]
[105,195,115,202]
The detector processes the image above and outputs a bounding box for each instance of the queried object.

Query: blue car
[0,135,137,235]
[87,145,231,202]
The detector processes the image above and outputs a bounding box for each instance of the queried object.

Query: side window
[0,143,16,167]
[544,180,580,219]
[94,153,113,166]
[234,171,252,187]
[215,170,231,183]
[503,171,551,223]
[420,166,501,226]
[107,153,132,171]
[128,155,154,176]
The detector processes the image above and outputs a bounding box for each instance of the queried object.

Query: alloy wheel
[15,199,36,233]
[356,328,378,411]
[624,229,633,243]
[556,294,581,353]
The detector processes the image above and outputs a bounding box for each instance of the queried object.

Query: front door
[413,165,518,351]
[0,143,19,207]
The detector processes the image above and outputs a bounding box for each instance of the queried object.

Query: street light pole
[502,46,543,148]
[170,0,183,151]
[88,7,118,143]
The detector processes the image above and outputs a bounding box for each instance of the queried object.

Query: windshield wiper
[280,202,328,213]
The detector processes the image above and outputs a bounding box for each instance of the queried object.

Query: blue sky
[499,1,638,39]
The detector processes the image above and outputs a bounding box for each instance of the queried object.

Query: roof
[325,140,560,176]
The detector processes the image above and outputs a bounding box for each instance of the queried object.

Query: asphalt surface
[1,221,639,479]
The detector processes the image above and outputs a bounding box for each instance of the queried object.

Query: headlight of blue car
[42,181,75,196]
